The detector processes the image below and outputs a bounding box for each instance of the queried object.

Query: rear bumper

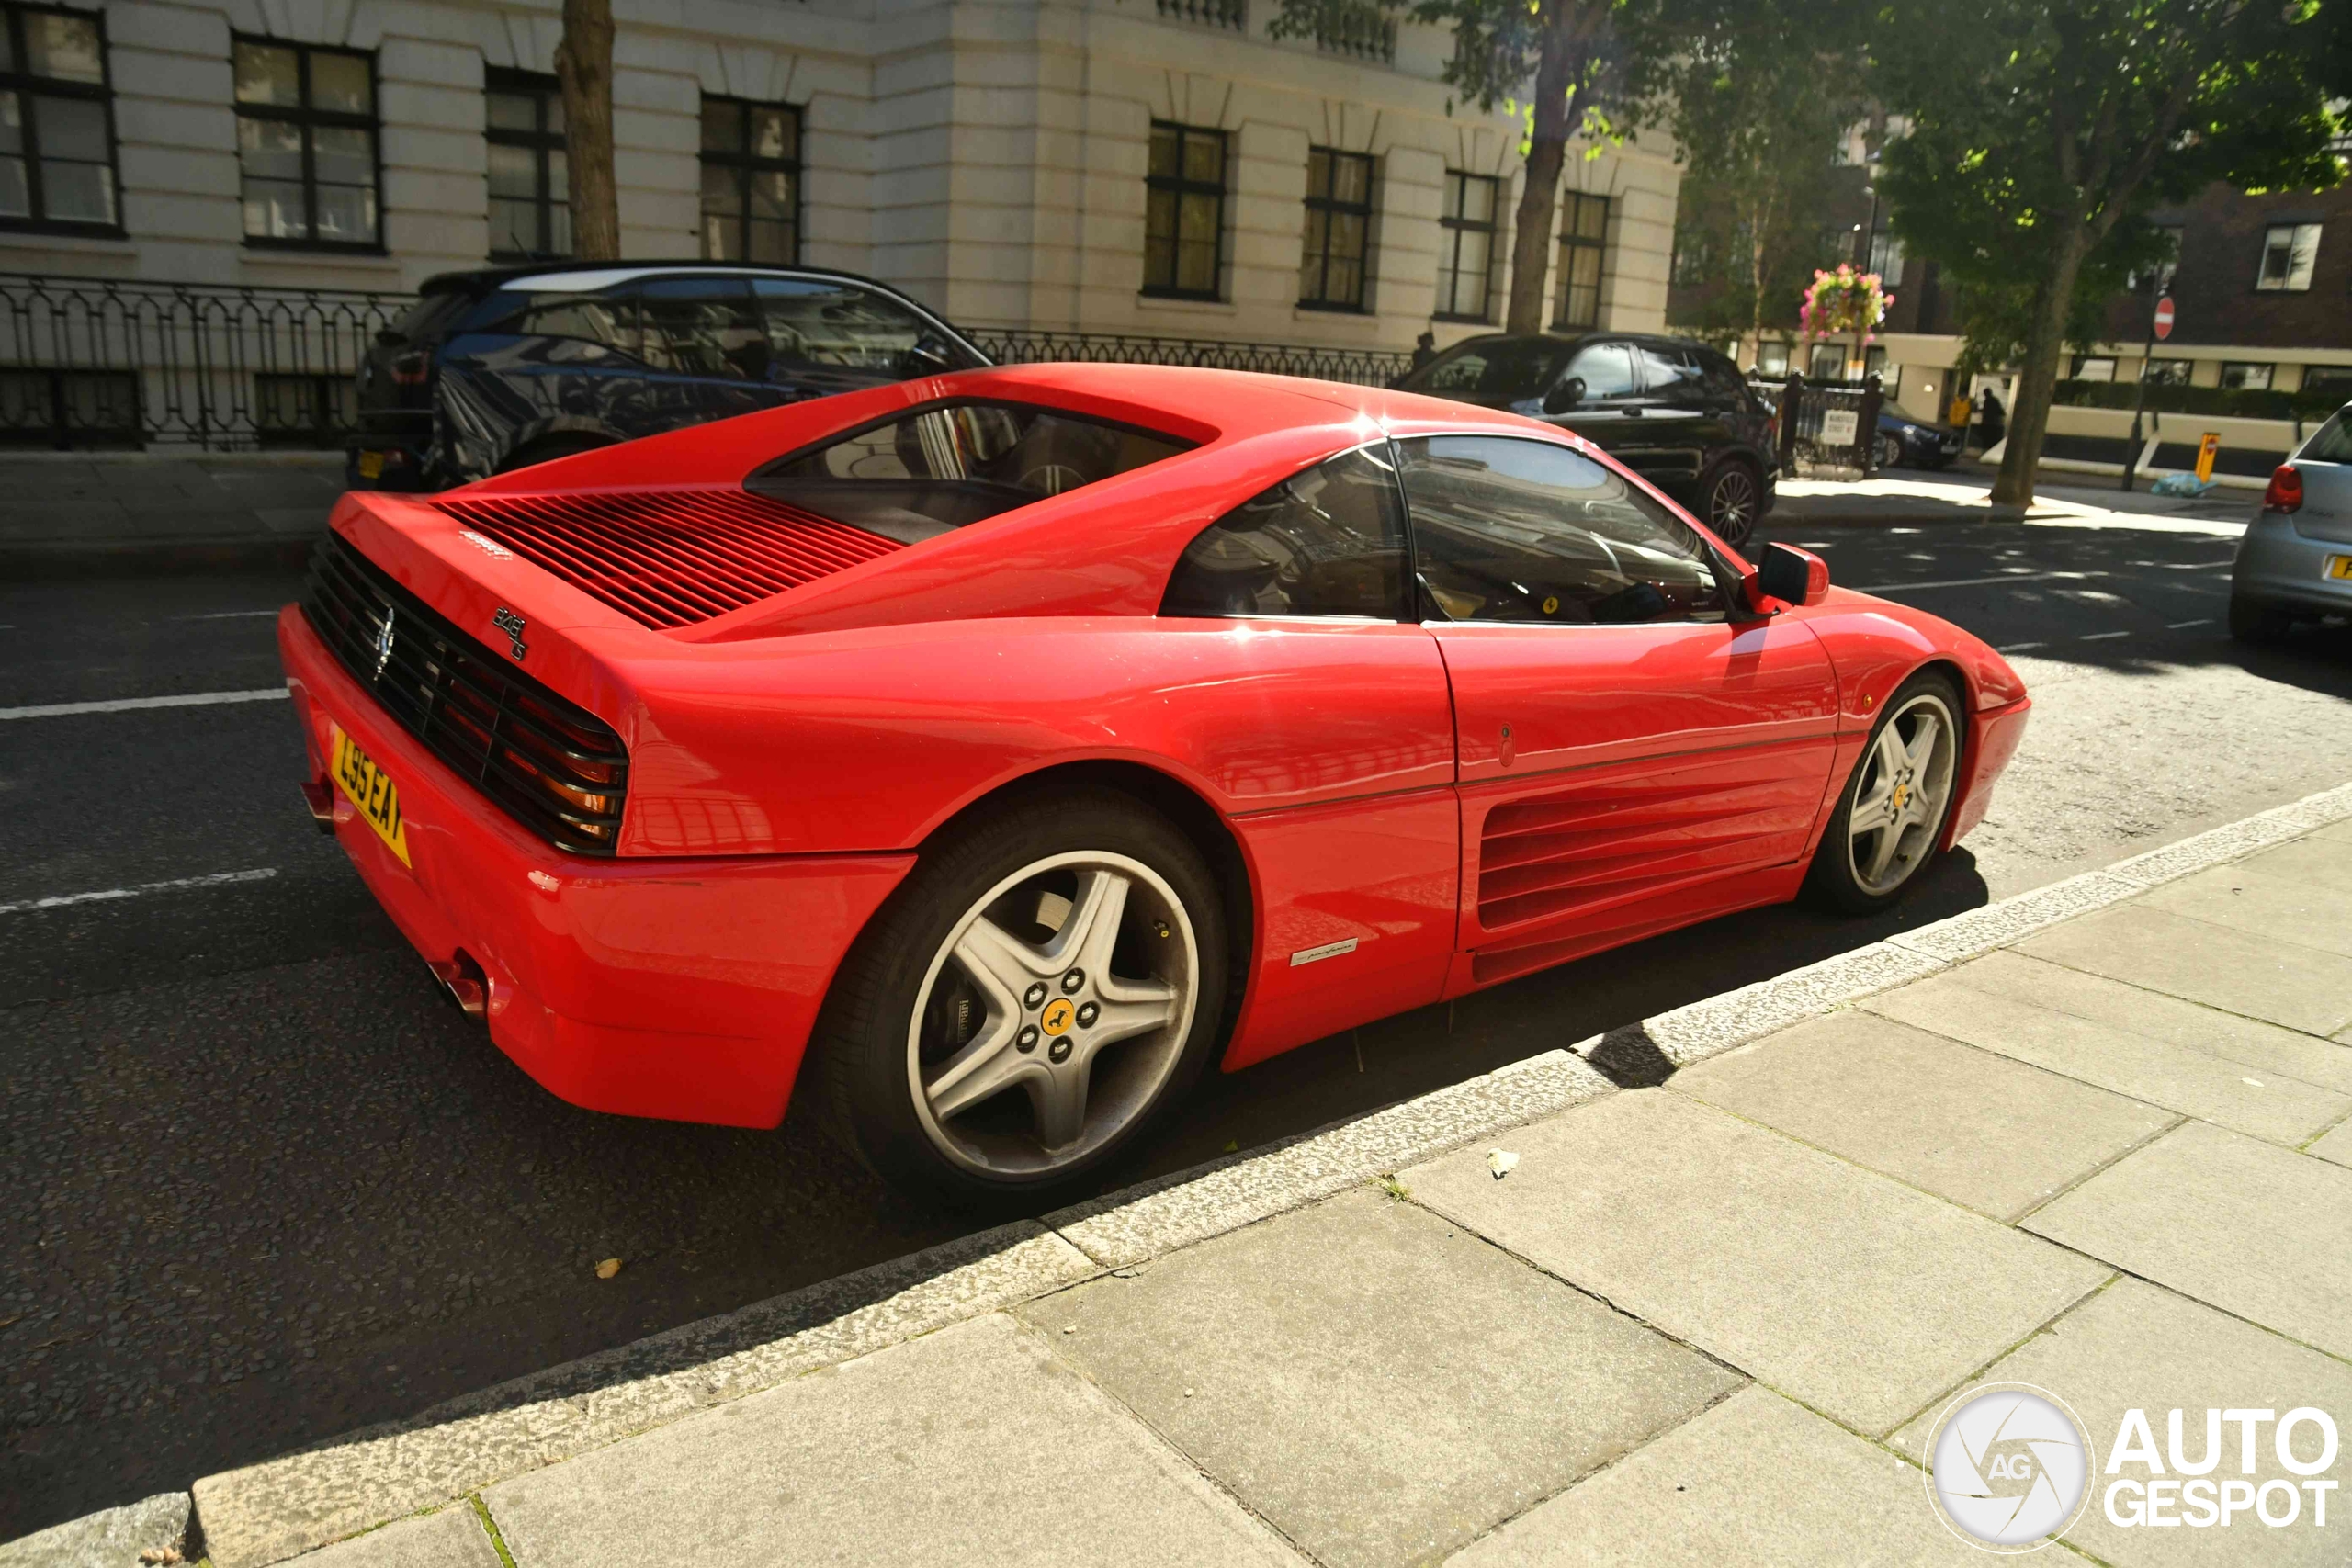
[1951,694,2030,846]
[278,605,913,1127]
[2233,513,2352,616]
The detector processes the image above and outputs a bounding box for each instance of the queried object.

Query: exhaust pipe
[428,952,489,1019]
[300,777,335,833]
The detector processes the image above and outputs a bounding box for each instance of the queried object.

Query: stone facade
[1,0,1682,349]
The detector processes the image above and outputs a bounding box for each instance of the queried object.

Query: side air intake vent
[435,489,904,629]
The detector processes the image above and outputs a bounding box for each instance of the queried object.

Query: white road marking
[0,687,288,720]
[175,609,283,621]
[2165,618,2212,629]
[1861,570,2106,592]
[1997,642,2048,653]
[2078,630,2132,641]
[0,867,277,917]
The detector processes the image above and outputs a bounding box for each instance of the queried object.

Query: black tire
[2228,594,2291,644]
[495,434,611,474]
[1804,671,1965,915]
[811,789,1229,1208]
[1700,458,1763,546]
[1874,433,1905,472]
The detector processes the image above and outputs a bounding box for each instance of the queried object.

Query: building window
[1866,231,1905,282]
[700,96,799,265]
[233,39,379,249]
[0,4,115,231]
[254,370,356,449]
[2256,223,2319,292]
[0,365,137,446]
[2220,362,2274,391]
[1307,1,1395,62]
[2302,366,2352,404]
[1757,341,1791,377]
[1144,121,1226,300]
[1552,192,1609,330]
[1298,148,1373,311]
[1435,172,1498,321]
[486,70,567,260]
[2071,355,2117,382]
[2142,357,2194,385]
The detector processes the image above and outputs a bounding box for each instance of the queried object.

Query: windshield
[747,401,1193,543]
[1396,338,1576,400]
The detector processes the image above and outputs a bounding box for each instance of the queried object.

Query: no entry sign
[2154,297,2175,340]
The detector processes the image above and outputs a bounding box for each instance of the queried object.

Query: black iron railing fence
[973,326,1413,387]
[1756,371,1884,477]
[0,274,1418,452]
[0,272,408,451]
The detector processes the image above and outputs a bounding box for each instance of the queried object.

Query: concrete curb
[31,780,2352,1566]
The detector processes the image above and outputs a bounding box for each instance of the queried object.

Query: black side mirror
[1542,376,1586,416]
[1758,541,1827,604]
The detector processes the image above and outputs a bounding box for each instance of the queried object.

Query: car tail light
[390,351,430,388]
[2264,464,2302,513]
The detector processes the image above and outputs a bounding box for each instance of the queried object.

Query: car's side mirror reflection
[1758,541,1831,606]
[1542,376,1586,416]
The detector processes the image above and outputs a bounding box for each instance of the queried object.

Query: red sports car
[279,364,2028,1201]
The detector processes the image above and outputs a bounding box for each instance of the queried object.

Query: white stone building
[0,0,1681,353]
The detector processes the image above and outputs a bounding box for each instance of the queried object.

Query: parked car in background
[2231,404,2352,640]
[348,263,988,490]
[1392,332,1780,543]
[1875,408,1964,471]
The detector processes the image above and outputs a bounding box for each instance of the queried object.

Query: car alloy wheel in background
[1876,433,1905,471]
[1704,462,1760,545]
[908,851,1198,1179]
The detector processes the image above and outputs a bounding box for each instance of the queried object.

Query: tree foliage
[1871,0,2347,502]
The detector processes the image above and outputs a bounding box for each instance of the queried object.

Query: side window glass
[510,287,641,359]
[1699,352,1748,403]
[1161,445,1407,619]
[1637,344,1707,405]
[639,276,767,379]
[1564,341,1638,400]
[1396,435,1725,626]
[753,278,978,375]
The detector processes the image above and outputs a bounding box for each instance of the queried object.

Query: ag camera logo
[1924,1384,2092,1551]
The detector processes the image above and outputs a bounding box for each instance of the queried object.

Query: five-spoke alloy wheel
[1806,673,1963,912]
[1702,461,1761,546]
[814,791,1227,1205]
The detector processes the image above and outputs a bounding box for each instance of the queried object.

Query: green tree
[1272,0,1671,332]
[1872,0,2346,504]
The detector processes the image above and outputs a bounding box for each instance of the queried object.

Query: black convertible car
[348,262,988,491]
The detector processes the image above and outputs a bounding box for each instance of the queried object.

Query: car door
[1396,434,1842,988]
[1621,342,1723,496]
[1157,443,1461,1068]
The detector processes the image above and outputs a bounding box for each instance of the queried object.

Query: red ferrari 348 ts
[280,364,2029,1201]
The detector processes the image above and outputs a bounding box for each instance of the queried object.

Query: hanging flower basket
[1798,265,1895,351]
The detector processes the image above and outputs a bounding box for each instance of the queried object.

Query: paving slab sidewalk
[13,786,2352,1568]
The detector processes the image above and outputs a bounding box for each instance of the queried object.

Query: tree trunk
[1503,1,1583,333]
[1989,223,2091,508]
[554,0,620,261]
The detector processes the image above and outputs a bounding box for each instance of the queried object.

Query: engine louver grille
[433,489,904,629]
[301,532,629,856]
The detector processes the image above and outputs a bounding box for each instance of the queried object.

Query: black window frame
[1143,119,1227,301]
[0,1,120,236]
[232,35,383,254]
[698,94,802,266]
[1434,170,1500,322]
[1297,146,1374,312]
[484,66,568,262]
[254,368,356,449]
[2255,221,2320,294]
[1551,192,1610,332]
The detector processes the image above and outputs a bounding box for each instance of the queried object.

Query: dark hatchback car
[1877,407,1964,470]
[349,263,988,491]
[1393,333,1779,543]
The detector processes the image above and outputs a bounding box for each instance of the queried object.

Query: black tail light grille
[300,532,628,855]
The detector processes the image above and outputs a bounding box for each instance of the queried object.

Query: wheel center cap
[1893,781,1911,811]
[1040,998,1076,1036]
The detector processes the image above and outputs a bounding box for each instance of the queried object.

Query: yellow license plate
[356,450,384,480]
[329,723,411,865]
[2327,556,2352,581]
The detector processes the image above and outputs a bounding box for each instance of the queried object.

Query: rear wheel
[1874,433,1904,472]
[1805,673,1962,914]
[2228,593,2291,644]
[1701,459,1762,546]
[813,791,1228,1206]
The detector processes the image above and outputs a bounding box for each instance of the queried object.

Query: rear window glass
[2300,412,2352,464]
[747,401,1193,543]
[385,287,475,344]
[1396,338,1572,399]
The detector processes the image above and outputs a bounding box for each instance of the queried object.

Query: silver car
[2232,405,2352,639]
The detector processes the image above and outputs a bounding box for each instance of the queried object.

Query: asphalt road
[6,510,2351,1540]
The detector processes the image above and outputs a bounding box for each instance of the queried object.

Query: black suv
[350,263,988,491]
[1393,333,1779,543]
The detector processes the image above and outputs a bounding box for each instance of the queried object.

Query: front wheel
[1805,674,1963,914]
[1874,433,1904,472]
[1701,460,1762,546]
[812,791,1228,1206]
